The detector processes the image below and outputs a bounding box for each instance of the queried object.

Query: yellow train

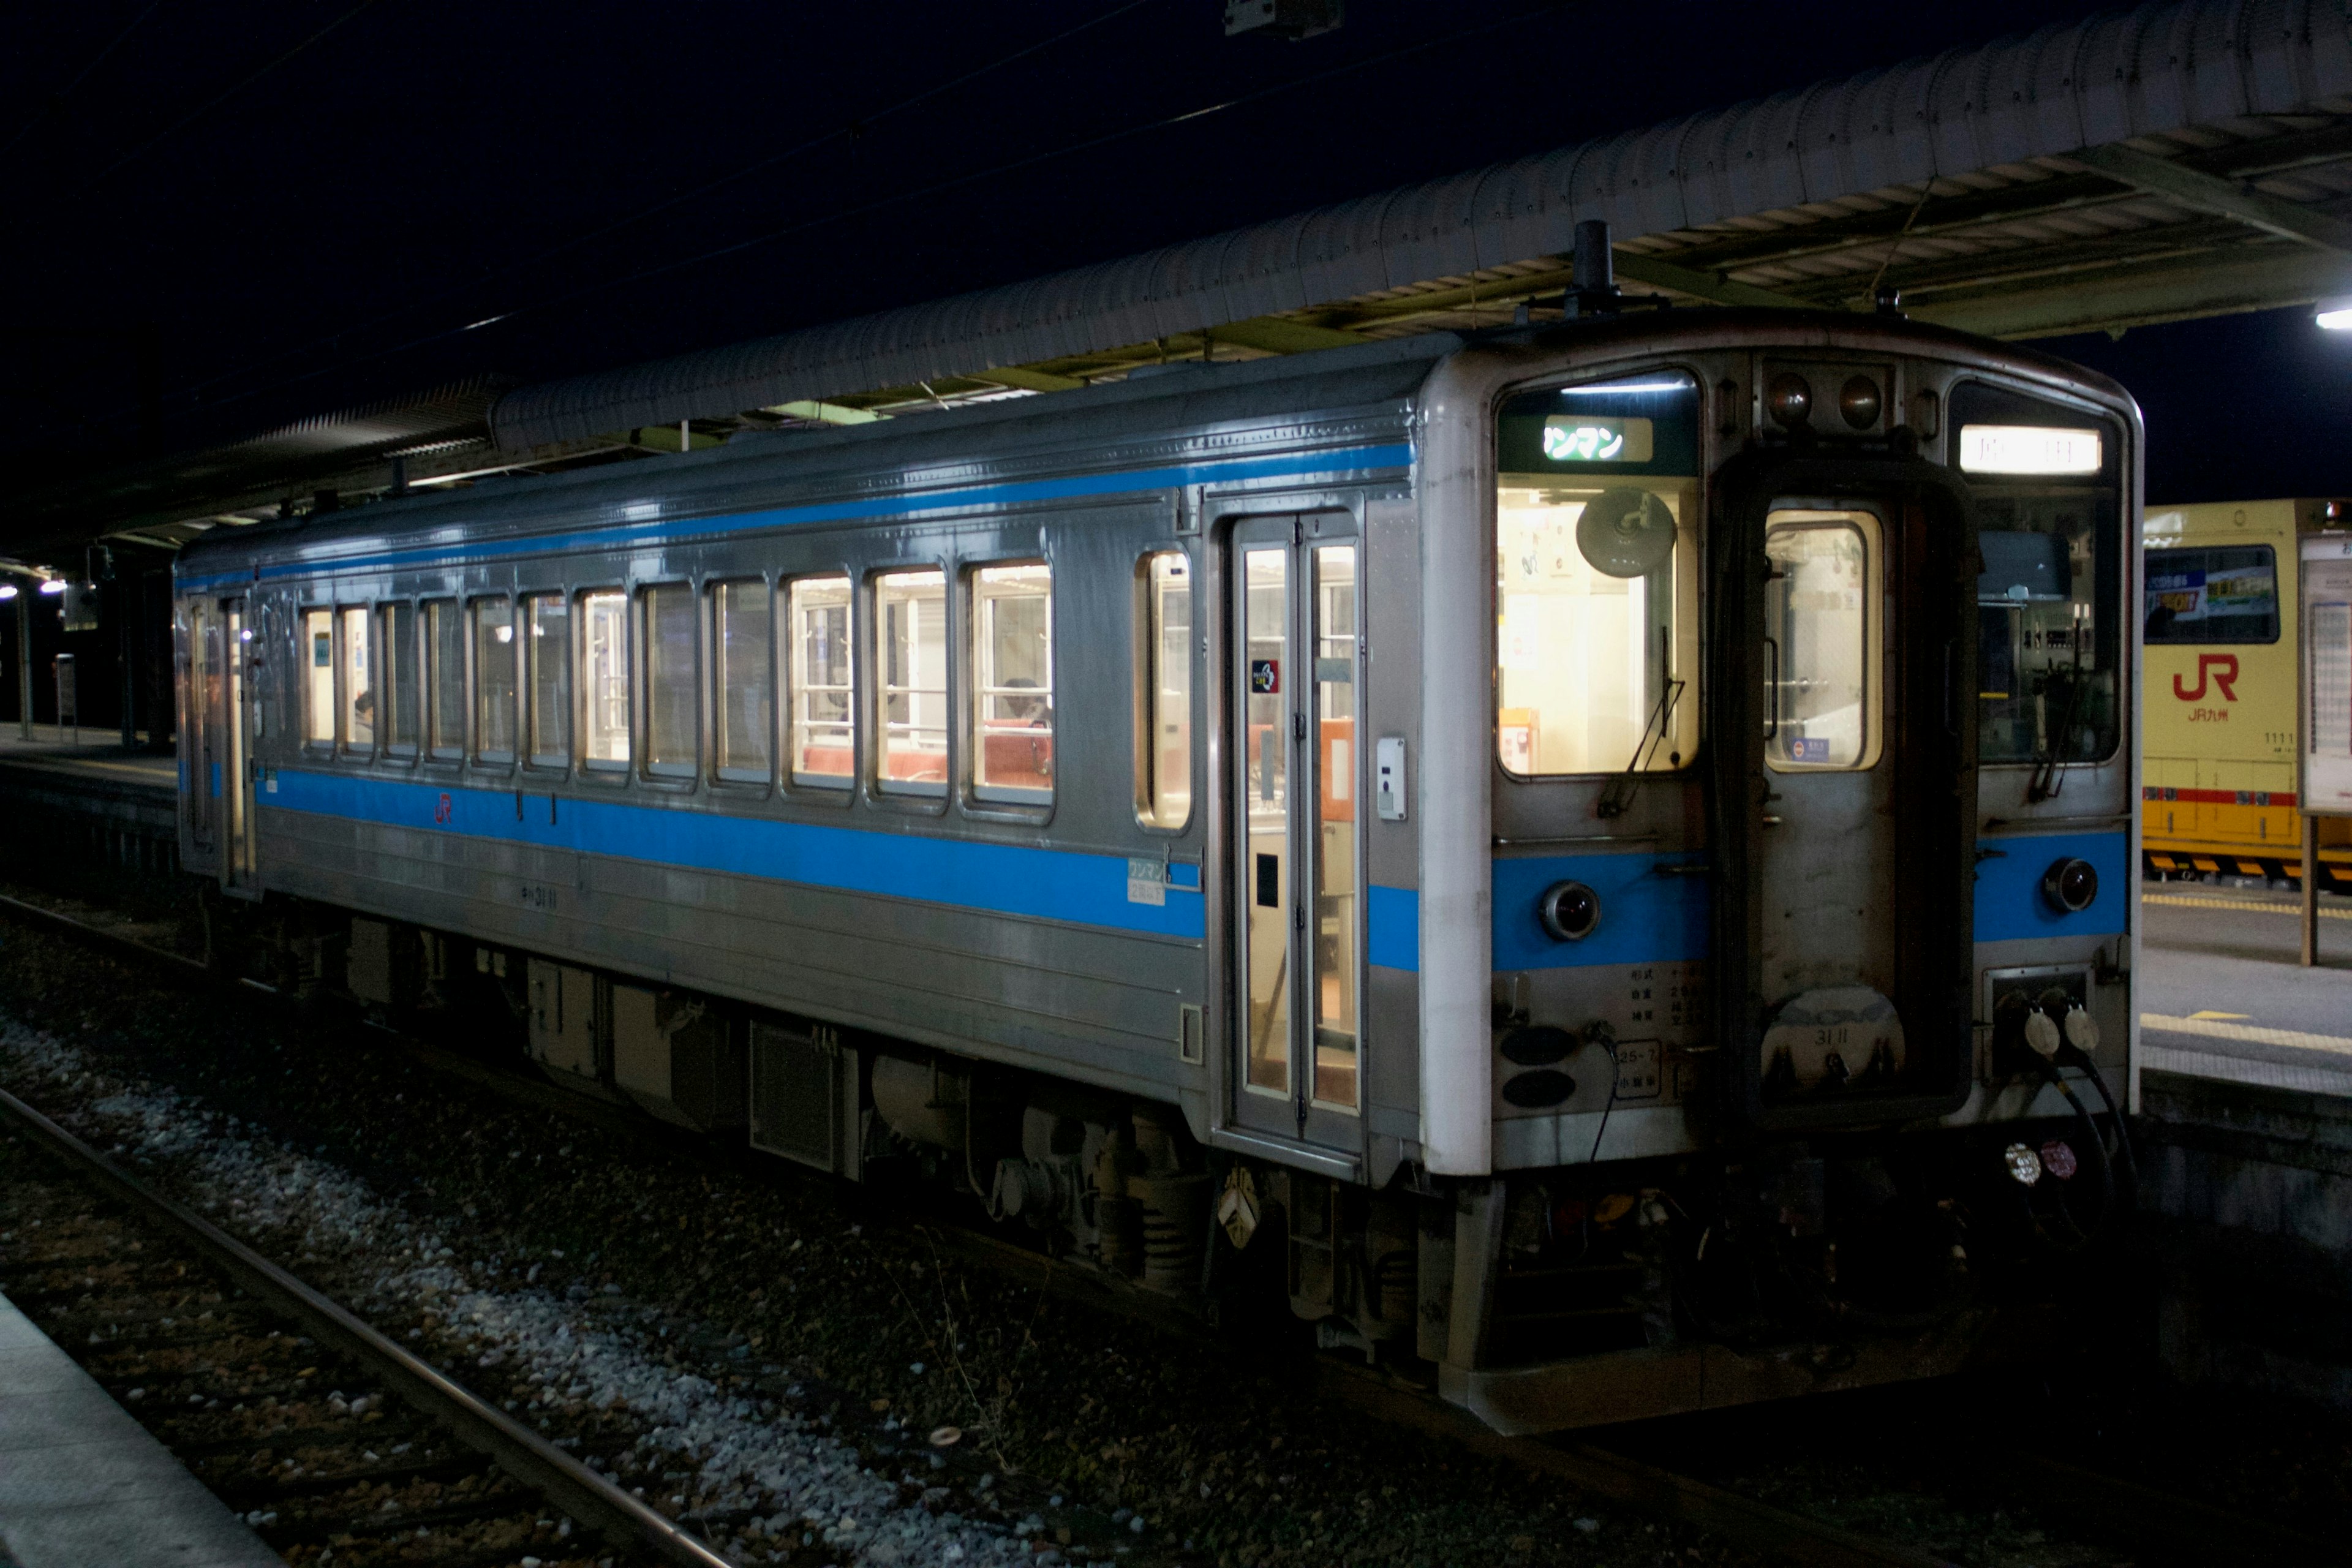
[2142,496,2352,887]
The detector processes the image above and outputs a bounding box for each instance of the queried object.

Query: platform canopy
[17,0,2352,559]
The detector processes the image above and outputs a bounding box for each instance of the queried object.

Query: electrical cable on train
[173,222,2140,1435]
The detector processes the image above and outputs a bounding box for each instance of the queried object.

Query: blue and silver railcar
[176,303,2139,1431]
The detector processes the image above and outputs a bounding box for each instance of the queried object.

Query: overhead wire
[173,0,1574,422]
[87,0,393,186]
[167,0,1167,408]
[0,0,171,157]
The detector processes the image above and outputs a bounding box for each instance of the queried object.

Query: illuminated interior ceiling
[16,0,2352,562]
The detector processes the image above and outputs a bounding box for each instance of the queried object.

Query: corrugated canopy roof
[491,0,2352,448]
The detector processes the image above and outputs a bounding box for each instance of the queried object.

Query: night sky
[6,0,2345,503]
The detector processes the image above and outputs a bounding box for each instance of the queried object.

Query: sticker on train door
[1250,658,1280,693]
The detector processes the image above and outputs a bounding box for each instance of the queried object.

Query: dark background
[4,0,2344,502]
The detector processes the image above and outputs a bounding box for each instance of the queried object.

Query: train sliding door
[187,596,257,889]
[224,597,257,888]
[1229,513,1364,1155]
[1716,459,1977,1126]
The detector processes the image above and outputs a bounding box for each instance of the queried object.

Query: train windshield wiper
[1597,673,1686,820]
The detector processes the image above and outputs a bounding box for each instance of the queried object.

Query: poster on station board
[2305,532,2352,816]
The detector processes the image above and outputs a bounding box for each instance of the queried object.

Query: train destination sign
[1956,423,2104,475]
[1541,415,1653,464]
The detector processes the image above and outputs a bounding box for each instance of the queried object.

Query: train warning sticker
[1250,658,1280,694]
[1789,736,1829,763]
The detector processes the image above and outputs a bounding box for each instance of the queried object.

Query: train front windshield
[1953,383,2127,772]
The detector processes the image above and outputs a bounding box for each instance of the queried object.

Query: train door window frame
[639,579,699,783]
[578,588,630,774]
[786,572,856,791]
[873,565,951,799]
[470,595,518,767]
[969,560,1054,807]
[1763,509,1885,773]
[301,606,334,751]
[522,590,572,772]
[1134,548,1195,832]
[338,605,375,758]
[710,576,776,788]
[424,598,464,762]
[381,599,421,761]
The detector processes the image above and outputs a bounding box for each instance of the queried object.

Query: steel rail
[0,1082,733,1568]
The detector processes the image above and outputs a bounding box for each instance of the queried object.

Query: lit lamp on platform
[2316,296,2352,330]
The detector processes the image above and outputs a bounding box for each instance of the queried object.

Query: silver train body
[176,310,2140,1431]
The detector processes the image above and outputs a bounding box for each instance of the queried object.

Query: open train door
[1226,511,1367,1161]
[1711,453,1979,1128]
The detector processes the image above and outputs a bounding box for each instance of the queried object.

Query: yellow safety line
[2141,1012,2352,1057]
[2143,892,2352,922]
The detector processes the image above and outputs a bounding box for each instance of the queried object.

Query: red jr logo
[2173,653,2239,703]
[434,792,454,824]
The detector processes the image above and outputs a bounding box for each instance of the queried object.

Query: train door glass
[1757,509,1894,1091]
[186,601,220,856]
[225,598,255,886]
[1229,516,1362,1148]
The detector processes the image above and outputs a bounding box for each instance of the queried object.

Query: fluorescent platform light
[2318,297,2352,330]
[37,579,66,595]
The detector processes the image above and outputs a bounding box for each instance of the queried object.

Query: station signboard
[2307,532,2352,816]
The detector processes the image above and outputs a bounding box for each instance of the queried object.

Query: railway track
[0,1082,728,1568]
[0,884,2337,1568]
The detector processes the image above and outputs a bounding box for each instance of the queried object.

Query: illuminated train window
[789,576,854,786]
[1493,371,1702,777]
[876,568,948,794]
[971,562,1052,804]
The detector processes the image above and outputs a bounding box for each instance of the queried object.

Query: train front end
[1414,310,2138,1430]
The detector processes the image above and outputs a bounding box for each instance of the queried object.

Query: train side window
[876,568,948,794]
[642,582,697,778]
[382,601,420,757]
[971,562,1052,804]
[472,598,517,763]
[524,592,570,768]
[339,606,374,754]
[1493,372,1702,777]
[788,575,854,787]
[2144,545,2279,644]
[1135,550,1193,828]
[579,590,629,770]
[425,600,464,760]
[303,608,333,748]
[712,579,774,783]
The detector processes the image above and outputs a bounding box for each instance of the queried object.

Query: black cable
[153,0,1577,427]
[83,0,392,187]
[0,0,170,157]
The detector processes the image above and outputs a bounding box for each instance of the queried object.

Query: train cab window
[971,563,1052,804]
[472,598,518,763]
[712,579,774,782]
[339,606,374,753]
[1136,550,1193,829]
[1952,385,2124,767]
[876,568,948,794]
[1493,372,1701,777]
[426,600,464,760]
[303,609,333,747]
[382,601,420,756]
[788,575,854,786]
[579,590,629,769]
[1764,513,1882,770]
[643,583,697,778]
[524,593,570,768]
[2144,545,2279,644]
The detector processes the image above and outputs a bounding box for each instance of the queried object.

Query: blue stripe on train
[176,443,1415,590]
[265,770,1206,940]
[1365,830,2128,974]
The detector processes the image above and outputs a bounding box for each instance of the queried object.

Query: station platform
[2138,884,2352,1097]
[0,1287,281,1567]
[0,728,178,875]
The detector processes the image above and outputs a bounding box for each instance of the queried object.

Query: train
[175,254,2142,1434]
[2141,496,2352,889]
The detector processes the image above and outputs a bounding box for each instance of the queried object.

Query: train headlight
[1766,373,1812,428]
[1838,375,1882,428]
[2002,1142,2043,1186]
[1537,881,1601,942]
[2041,856,2098,913]
[2039,1140,2079,1182]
